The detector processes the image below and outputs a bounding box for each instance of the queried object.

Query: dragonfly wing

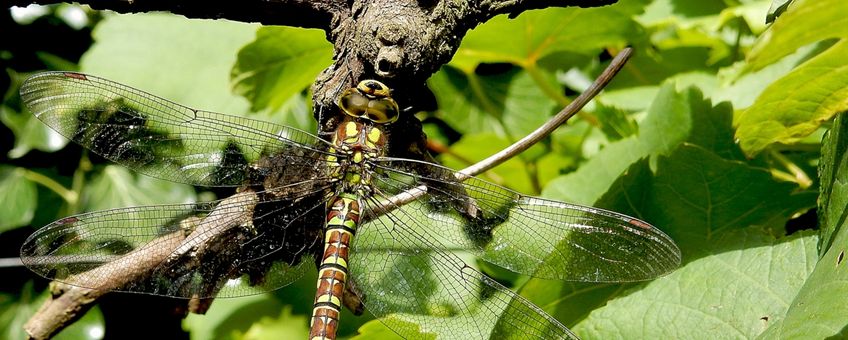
[350,197,577,339]
[20,72,332,187]
[370,158,682,282]
[20,182,330,298]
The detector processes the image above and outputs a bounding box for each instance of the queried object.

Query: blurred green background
[1,0,847,338]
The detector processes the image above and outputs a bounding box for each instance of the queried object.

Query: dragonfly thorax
[327,120,387,194]
[331,119,387,160]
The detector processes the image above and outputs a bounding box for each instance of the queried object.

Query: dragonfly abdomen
[310,193,361,340]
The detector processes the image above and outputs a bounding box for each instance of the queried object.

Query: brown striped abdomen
[310,194,360,340]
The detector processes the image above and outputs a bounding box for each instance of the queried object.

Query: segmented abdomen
[310,193,360,340]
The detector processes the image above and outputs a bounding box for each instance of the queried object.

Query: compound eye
[338,89,369,118]
[366,98,399,123]
[339,80,399,124]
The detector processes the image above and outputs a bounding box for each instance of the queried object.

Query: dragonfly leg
[343,277,365,315]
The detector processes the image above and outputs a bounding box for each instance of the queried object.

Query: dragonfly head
[338,80,400,125]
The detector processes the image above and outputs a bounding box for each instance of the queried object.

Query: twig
[369,47,634,216]
[459,47,633,178]
[23,191,258,340]
[25,231,186,340]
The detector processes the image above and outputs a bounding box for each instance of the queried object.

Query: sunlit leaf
[440,133,537,194]
[735,40,848,156]
[235,306,309,339]
[80,14,258,114]
[543,84,738,205]
[819,113,848,251]
[451,0,649,70]
[353,320,406,340]
[574,227,817,338]
[427,66,519,136]
[747,0,848,71]
[184,294,285,340]
[711,41,827,111]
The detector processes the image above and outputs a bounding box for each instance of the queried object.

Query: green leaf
[595,86,659,111]
[80,14,258,115]
[500,69,559,138]
[747,0,848,71]
[430,65,558,139]
[1,70,68,157]
[592,104,637,141]
[0,105,67,158]
[600,145,814,251]
[30,171,73,228]
[711,41,828,111]
[440,133,537,193]
[429,66,553,137]
[652,90,741,161]
[573,227,818,339]
[428,66,507,135]
[732,0,848,155]
[0,167,37,231]
[755,114,848,338]
[524,144,816,331]
[819,113,848,251]
[542,136,640,205]
[81,165,195,212]
[231,26,333,112]
[519,280,625,327]
[735,40,848,156]
[638,0,727,24]
[235,306,309,339]
[605,45,715,88]
[757,123,848,337]
[543,84,739,205]
[451,0,649,70]
[353,319,406,340]
[184,294,286,340]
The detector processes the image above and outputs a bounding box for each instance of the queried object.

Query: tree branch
[479,0,616,19]
[6,0,348,29]
[24,191,258,340]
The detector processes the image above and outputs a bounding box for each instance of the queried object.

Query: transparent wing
[19,72,334,187]
[369,158,681,282]
[350,194,577,339]
[20,182,331,298]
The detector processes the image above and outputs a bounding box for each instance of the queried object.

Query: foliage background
[1,0,846,338]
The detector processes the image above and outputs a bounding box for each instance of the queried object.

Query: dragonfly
[19,72,681,339]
